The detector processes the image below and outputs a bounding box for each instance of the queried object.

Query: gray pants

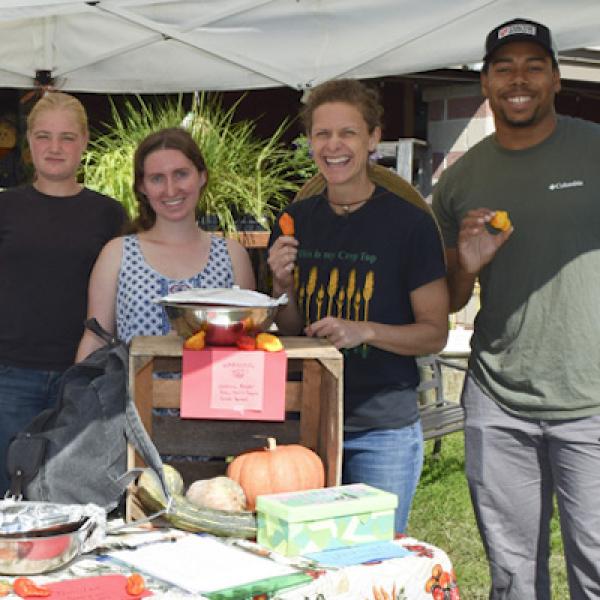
[462,376,600,600]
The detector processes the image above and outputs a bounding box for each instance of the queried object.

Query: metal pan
[0,516,97,575]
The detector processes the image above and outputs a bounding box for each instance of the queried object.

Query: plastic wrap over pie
[158,287,287,308]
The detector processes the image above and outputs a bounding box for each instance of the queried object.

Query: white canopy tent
[2,0,600,93]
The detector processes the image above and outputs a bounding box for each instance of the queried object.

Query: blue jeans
[343,422,424,534]
[0,364,62,495]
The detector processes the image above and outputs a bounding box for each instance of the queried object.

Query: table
[276,536,457,600]
[1,530,457,600]
[1,553,192,599]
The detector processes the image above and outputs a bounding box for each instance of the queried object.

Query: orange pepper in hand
[13,577,51,598]
[126,573,146,596]
[256,333,283,352]
[489,210,511,232]
[183,330,206,350]
[278,213,295,237]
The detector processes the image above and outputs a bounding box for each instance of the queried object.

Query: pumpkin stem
[266,437,277,451]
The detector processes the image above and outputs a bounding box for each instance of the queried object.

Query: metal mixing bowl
[160,302,280,346]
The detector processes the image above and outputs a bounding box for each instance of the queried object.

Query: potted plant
[82,94,316,234]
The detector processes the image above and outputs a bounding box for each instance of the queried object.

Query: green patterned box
[256,484,397,556]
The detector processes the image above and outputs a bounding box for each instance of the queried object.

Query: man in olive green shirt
[433,18,600,600]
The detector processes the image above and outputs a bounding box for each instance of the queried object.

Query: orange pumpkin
[226,437,325,510]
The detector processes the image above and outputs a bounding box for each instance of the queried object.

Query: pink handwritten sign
[45,574,152,599]
[180,348,287,421]
[210,351,265,411]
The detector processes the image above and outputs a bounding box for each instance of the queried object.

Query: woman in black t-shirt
[268,79,449,533]
[0,92,125,495]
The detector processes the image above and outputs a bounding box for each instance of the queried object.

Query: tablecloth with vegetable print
[0,532,458,599]
[275,536,459,600]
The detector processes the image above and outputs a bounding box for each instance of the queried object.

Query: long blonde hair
[27,92,88,135]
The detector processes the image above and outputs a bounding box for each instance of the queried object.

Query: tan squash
[186,476,247,512]
[226,437,325,510]
[136,467,256,538]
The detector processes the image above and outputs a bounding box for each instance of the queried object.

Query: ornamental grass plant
[83,94,315,233]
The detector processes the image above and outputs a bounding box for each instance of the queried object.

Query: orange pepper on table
[13,577,51,597]
[278,212,295,237]
[255,332,283,352]
[126,573,146,596]
[0,581,10,597]
[183,330,206,350]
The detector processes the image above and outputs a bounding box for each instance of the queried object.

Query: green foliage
[408,433,568,599]
[83,94,315,233]
[289,135,318,180]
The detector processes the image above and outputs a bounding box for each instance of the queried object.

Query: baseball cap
[483,18,558,64]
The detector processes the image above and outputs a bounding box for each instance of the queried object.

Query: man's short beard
[505,116,536,128]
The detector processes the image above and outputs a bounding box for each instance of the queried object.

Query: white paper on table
[108,534,298,594]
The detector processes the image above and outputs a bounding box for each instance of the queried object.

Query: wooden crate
[127,335,344,494]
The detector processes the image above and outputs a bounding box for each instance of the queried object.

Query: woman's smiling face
[138,148,206,223]
[309,101,381,190]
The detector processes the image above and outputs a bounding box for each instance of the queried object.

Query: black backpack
[6,319,169,512]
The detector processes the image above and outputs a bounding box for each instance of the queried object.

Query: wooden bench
[417,354,467,456]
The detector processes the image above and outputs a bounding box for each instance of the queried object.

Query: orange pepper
[183,330,206,350]
[0,581,10,597]
[256,332,283,352]
[126,573,146,596]
[278,212,295,237]
[489,210,511,232]
[13,577,51,598]
[236,335,257,350]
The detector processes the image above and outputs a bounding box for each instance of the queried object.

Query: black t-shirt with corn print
[271,186,446,430]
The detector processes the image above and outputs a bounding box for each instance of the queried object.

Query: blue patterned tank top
[116,234,234,342]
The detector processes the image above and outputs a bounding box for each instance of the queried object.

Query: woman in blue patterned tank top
[76,127,255,359]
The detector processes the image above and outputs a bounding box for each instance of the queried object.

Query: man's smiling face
[482,40,560,130]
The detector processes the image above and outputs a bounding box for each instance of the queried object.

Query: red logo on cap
[498,26,511,39]
[498,23,536,39]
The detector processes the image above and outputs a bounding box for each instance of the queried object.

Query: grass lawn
[407,432,569,599]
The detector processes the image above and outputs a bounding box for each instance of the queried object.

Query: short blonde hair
[27,92,88,135]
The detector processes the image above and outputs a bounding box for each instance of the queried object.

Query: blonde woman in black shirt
[0,92,125,495]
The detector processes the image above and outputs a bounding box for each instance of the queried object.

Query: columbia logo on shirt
[548,180,584,191]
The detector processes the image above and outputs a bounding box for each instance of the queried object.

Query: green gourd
[136,467,257,539]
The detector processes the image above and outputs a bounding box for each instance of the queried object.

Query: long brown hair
[130,127,208,232]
